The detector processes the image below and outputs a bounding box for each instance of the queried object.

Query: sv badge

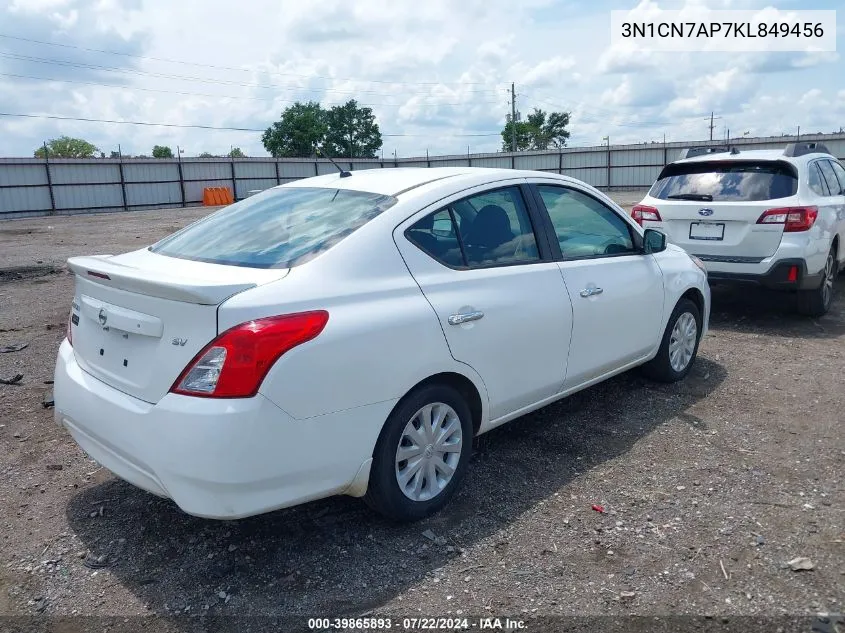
[171,337,188,347]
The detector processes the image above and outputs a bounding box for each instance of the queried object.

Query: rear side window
[406,186,540,268]
[829,161,845,195]
[808,162,830,196]
[650,161,798,202]
[818,160,841,197]
[150,187,396,269]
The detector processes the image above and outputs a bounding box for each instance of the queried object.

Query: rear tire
[642,298,702,383]
[364,384,473,522]
[797,248,836,317]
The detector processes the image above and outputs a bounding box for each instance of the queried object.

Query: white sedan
[54,167,710,522]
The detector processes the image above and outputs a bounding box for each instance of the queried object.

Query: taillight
[67,311,73,347]
[756,206,818,232]
[631,205,661,226]
[171,311,329,398]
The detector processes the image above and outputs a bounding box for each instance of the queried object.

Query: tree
[197,152,216,158]
[323,100,382,158]
[152,145,174,158]
[228,147,246,158]
[262,101,328,158]
[501,108,570,151]
[34,136,99,158]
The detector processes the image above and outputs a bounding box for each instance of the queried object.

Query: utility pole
[797,125,800,142]
[707,112,722,141]
[511,82,517,153]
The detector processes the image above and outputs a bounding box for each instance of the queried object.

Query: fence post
[558,149,563,175]
[230,154,237,201]
[117,144,128,211]
[314,160,319,176]
[426,149,430,168]
[606,143,611,189]
[43,142,56,215]
[511,153,515,170]
[275,159,281,185]
[176,146,186,208]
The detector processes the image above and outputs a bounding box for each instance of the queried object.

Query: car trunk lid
[644,158,799,259]
[647,199,786,259]
[68,249,288,404]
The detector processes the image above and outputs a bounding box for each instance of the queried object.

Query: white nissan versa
[55,167,710,522]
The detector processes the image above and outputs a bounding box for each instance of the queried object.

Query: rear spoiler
[67,256,256,305]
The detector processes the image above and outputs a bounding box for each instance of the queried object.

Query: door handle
[579,287,603,298]
[448,311,484,325]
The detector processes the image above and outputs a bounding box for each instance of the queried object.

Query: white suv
[633,143,845,316]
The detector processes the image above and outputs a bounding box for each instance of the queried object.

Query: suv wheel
[365,384,473,522]
[797,248,836,317]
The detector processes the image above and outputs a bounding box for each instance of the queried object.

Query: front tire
[365,384,473,522]
[797,248,836,317]
[642,298,702,383]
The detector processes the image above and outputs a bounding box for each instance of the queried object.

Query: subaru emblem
[698,208,714,217]
[98,308,108,326]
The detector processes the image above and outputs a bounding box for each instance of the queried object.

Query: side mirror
[643,228,667,254]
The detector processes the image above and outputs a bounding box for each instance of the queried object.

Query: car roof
[277,166,561,197]
[673,148,830,166]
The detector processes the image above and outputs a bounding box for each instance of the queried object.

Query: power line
[0,33,496,87]
[0,50,503,97]
[0,112,502,137]
[0,72,503,108]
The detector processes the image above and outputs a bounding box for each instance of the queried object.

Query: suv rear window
[650,161,798,202]
[150,187,396,269]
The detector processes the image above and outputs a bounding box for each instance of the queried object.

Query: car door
[394,182,572,422]
[529,182,665,389]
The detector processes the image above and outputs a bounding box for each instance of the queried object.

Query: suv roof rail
[680,146,731,159]
[784,142,832,157]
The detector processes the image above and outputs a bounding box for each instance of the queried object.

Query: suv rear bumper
[706,258,823,290]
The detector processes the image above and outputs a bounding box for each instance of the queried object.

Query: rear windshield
[150,187,396,269]
[650,161,798,202]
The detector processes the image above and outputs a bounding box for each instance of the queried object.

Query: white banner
[610,8,836,52]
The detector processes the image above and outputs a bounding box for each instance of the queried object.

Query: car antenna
[317,148,351,178]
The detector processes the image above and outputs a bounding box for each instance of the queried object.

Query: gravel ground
[0,193,842,632]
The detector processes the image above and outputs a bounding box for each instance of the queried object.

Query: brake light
[631,205,661,226]
[756,206,818,232]
[171,311,329,398]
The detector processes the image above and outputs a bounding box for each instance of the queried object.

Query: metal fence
[2,133,844,219]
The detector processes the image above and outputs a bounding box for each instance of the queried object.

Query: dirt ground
[0,194,842,632]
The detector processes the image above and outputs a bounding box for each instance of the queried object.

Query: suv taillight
[631,205,661,226]
[67,311,74,347]
[170,311,329,398]
[756,206,818,232]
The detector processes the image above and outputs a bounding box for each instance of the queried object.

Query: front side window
[406,186,540,268]
[650,160,798,201]
[537,186,635,259]
[151,187,396,269]
[808,162,830,196]
[818,160,841,197]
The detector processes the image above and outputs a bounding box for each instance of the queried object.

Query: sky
[0,0,842,158]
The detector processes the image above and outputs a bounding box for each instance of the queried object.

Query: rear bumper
[706,258,823,290]
[53,340,391,519]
